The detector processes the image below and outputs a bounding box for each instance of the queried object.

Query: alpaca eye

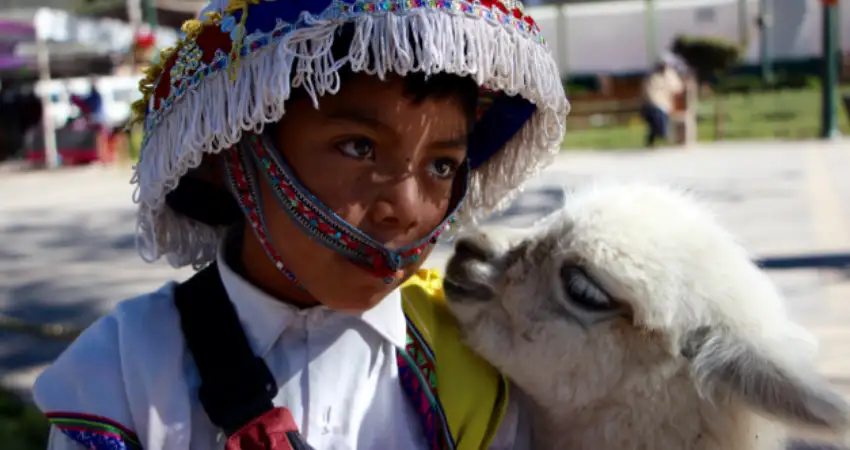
[559,265,615,311]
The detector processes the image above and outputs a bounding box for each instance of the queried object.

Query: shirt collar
[215,232,408,356]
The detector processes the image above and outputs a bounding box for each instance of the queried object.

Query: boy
[33,1,569,448]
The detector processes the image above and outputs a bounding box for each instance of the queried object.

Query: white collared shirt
[35,241,529,449]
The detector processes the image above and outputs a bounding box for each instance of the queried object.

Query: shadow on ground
[486,187,566,227]
[788,443,845,450]
[758,253,850,271]
[1,208,138,262]
[0,206,188,379]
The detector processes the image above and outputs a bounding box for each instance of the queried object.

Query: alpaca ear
[681,326,850,433]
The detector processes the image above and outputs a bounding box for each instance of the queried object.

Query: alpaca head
[444,183,849,436]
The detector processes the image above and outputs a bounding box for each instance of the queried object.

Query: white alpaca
[443,183,850,450]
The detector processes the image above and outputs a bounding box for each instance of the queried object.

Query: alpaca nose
[453,233,496,263]
[444,232,498,302]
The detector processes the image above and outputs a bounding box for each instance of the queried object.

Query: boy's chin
[327,256,434,311]
[301,259,401,311]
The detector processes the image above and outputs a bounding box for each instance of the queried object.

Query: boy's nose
[366,175,423,245]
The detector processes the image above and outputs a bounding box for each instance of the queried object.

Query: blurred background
[1,0,849,449]
[529,0,850,148]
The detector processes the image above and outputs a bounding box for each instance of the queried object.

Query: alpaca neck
[518,377,785,450]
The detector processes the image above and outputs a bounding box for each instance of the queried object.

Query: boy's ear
[682,326,850,435]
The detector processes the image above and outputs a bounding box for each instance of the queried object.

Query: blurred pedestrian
[640,60,684,147]
[71,77,110,164]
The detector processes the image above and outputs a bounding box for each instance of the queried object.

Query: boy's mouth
[343,254,405,282]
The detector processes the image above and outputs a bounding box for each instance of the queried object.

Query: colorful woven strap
[397,315,456,450]
[46,412,142,450]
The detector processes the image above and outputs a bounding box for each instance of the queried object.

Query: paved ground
[2,140,850,447]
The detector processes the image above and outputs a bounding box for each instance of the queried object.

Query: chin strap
[221,133,469,286]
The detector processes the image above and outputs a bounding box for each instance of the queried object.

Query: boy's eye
[336,139,375,160]
[428,158,460,180]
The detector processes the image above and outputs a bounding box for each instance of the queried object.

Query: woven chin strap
[221,132,469,286]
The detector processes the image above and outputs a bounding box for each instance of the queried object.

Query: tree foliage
[672,35,743,83]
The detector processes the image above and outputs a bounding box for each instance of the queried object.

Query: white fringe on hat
[133,7,570,268]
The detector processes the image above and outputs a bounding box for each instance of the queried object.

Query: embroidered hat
[132,0,569,268]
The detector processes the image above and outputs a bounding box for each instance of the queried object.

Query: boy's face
[248,73,470,311]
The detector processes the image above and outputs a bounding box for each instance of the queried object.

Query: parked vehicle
[24,75,141,166]
[36,75,142,130]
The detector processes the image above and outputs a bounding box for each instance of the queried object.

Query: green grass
[129,127,143,163]
[0,387,49,450]
[562,87,850,150]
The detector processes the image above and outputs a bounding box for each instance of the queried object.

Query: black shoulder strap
[174,263,277,436]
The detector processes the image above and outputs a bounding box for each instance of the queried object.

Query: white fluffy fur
[444,183,850,450]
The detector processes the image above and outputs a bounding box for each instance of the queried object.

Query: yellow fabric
[401,269,509,450]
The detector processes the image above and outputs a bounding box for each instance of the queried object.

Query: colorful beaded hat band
[222,133,468,283]
[131,0,568,268]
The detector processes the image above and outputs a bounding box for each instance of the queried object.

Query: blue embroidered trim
[46,412,142,450]
[397,316,456,450]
